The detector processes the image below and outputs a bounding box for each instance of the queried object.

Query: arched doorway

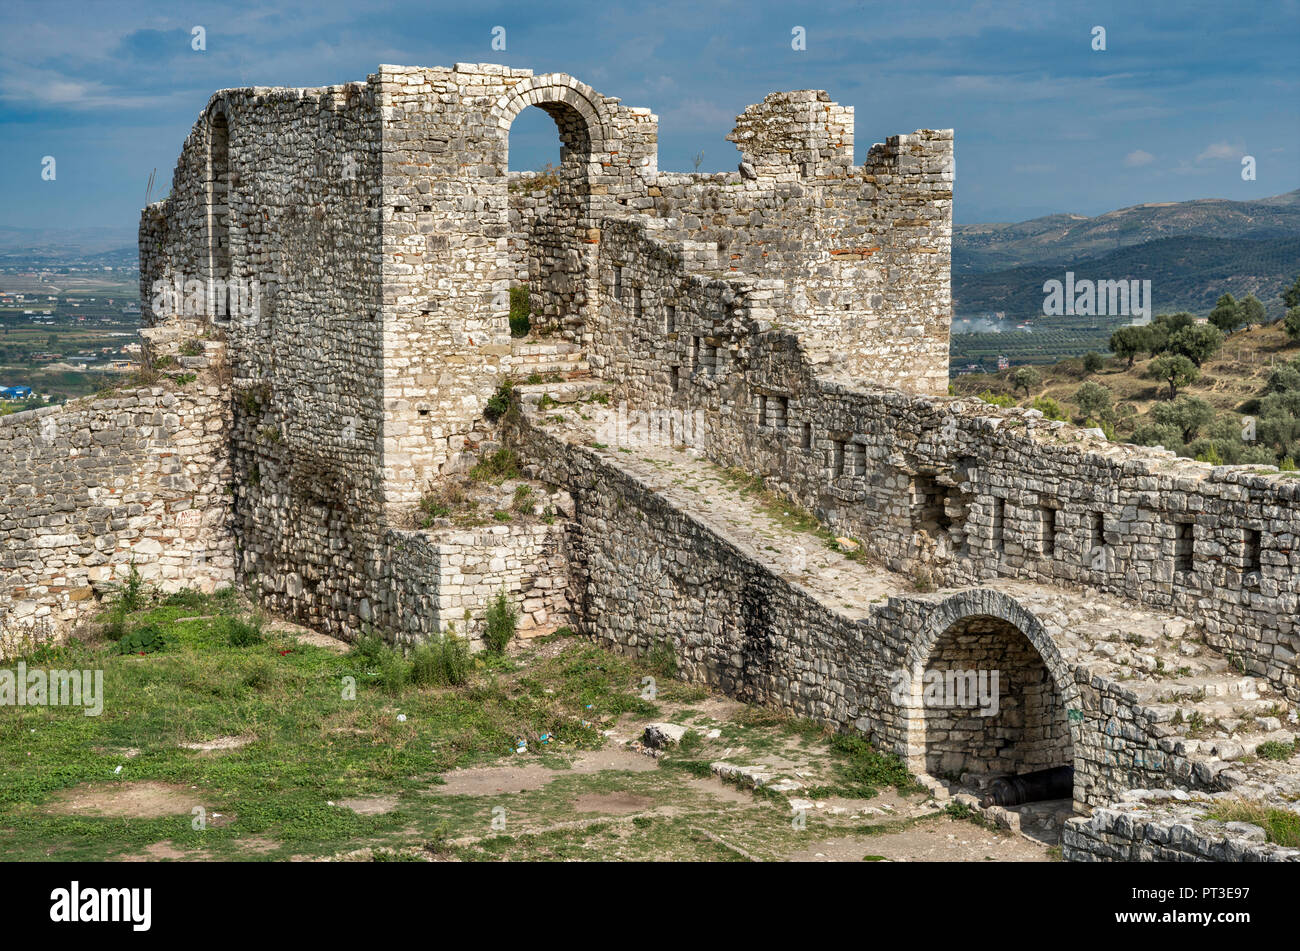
[496,77,609,342]
[903,592,1081,810]
[920,614,1072,780]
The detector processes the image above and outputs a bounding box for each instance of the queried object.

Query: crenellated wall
[588,216,1300,701]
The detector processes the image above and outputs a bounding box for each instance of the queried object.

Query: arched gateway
[902,590,1082,806]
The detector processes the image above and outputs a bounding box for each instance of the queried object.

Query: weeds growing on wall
[509,286,531,338]
[484,380,515,423]
[469,447,520,483]
[483,591,517,654]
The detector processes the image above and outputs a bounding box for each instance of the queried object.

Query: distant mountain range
[953,189,1300,318]
[0,225,137,257]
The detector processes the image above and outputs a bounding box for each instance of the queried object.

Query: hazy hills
[954,189,1300,273]
[953,189,1300,319]
[954,235,1300,318]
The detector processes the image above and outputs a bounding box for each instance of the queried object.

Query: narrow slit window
[1041,506,1057,558]
[766,396,788,429]
[992,497,1006,553]
[1244,528,1262,575]
[800,421,812,450]
[1174,521,1194,573]
[1090,512,1106,559]
[665,305,676,334]
[832,440,846,477]
[848,443,866,476]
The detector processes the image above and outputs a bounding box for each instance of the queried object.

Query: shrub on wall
[509,286,531,338]
[483,591,517,654]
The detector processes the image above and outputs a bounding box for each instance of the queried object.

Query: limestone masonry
[1,63,1297,860]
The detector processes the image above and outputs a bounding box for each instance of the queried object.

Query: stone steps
[513,378,608,406]
[510,337,589,377]
[520,397,1300,803]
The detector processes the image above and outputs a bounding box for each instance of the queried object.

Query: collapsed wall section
[644,93,952,395]
[0,376,232,653]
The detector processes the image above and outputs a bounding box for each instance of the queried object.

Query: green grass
[1207,800,1300,848]
[0,592,707,861]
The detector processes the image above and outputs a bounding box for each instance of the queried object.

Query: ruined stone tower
[3,63,1298,861]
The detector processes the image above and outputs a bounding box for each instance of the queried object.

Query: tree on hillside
[1285,307,1300,343]
[1208,293,1244,334]
[1083,351,1105,374]
[1149,354,1199,400]
[1146,313,1196,357]
[1282,275,1300,310]
[1239,294,1266,330]
[1011,366,1041,397]
[1109,325,1151,368]
[1257,389,1300,462]
[1074,381,1113,421]
[1169,324,1223,367]
[1151,396,1215,443]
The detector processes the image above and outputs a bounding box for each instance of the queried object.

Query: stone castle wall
[140,78,392,641]
[589,217,1300,701]
[0,371,232,652]
[643,99,952,396]
[510,414,1233,809]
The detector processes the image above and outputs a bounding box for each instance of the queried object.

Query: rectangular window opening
[1041,506,1058,558]
[1090,512,1106,558]
[1244,528,1262,575]
[1174,521,1195,574]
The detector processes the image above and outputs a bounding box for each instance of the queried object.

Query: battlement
[2,66,1296,862]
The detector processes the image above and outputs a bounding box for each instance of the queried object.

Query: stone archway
[492,76,612,339]
[902,590,1082,804]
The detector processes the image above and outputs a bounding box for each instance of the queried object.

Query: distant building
[0,386,33,400]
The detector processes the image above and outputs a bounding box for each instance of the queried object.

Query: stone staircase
[510,335,589,379]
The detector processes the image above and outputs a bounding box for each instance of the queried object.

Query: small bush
[114,563,148,613]
[509,286,531,338]
[411,632,473,687]
[116,624,166,655]
[223,615,265,647]
[483,592,517,654]
[1256,739,1297,761]
[646,638,678,678]
[976,390,1016,408]
[159,588,209,610]
[484,380,515,423]
[1028,396,1067,421]
[378,648,410,695]
[469,447,520,483]
[348,631,388,667]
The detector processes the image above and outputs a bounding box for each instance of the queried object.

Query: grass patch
[1207,800,1300,847]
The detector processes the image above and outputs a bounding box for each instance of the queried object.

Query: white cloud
[1196,141,1243,163]
[1124,150,1155,167]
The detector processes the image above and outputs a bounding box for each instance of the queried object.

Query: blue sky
[1,0,1297,238]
